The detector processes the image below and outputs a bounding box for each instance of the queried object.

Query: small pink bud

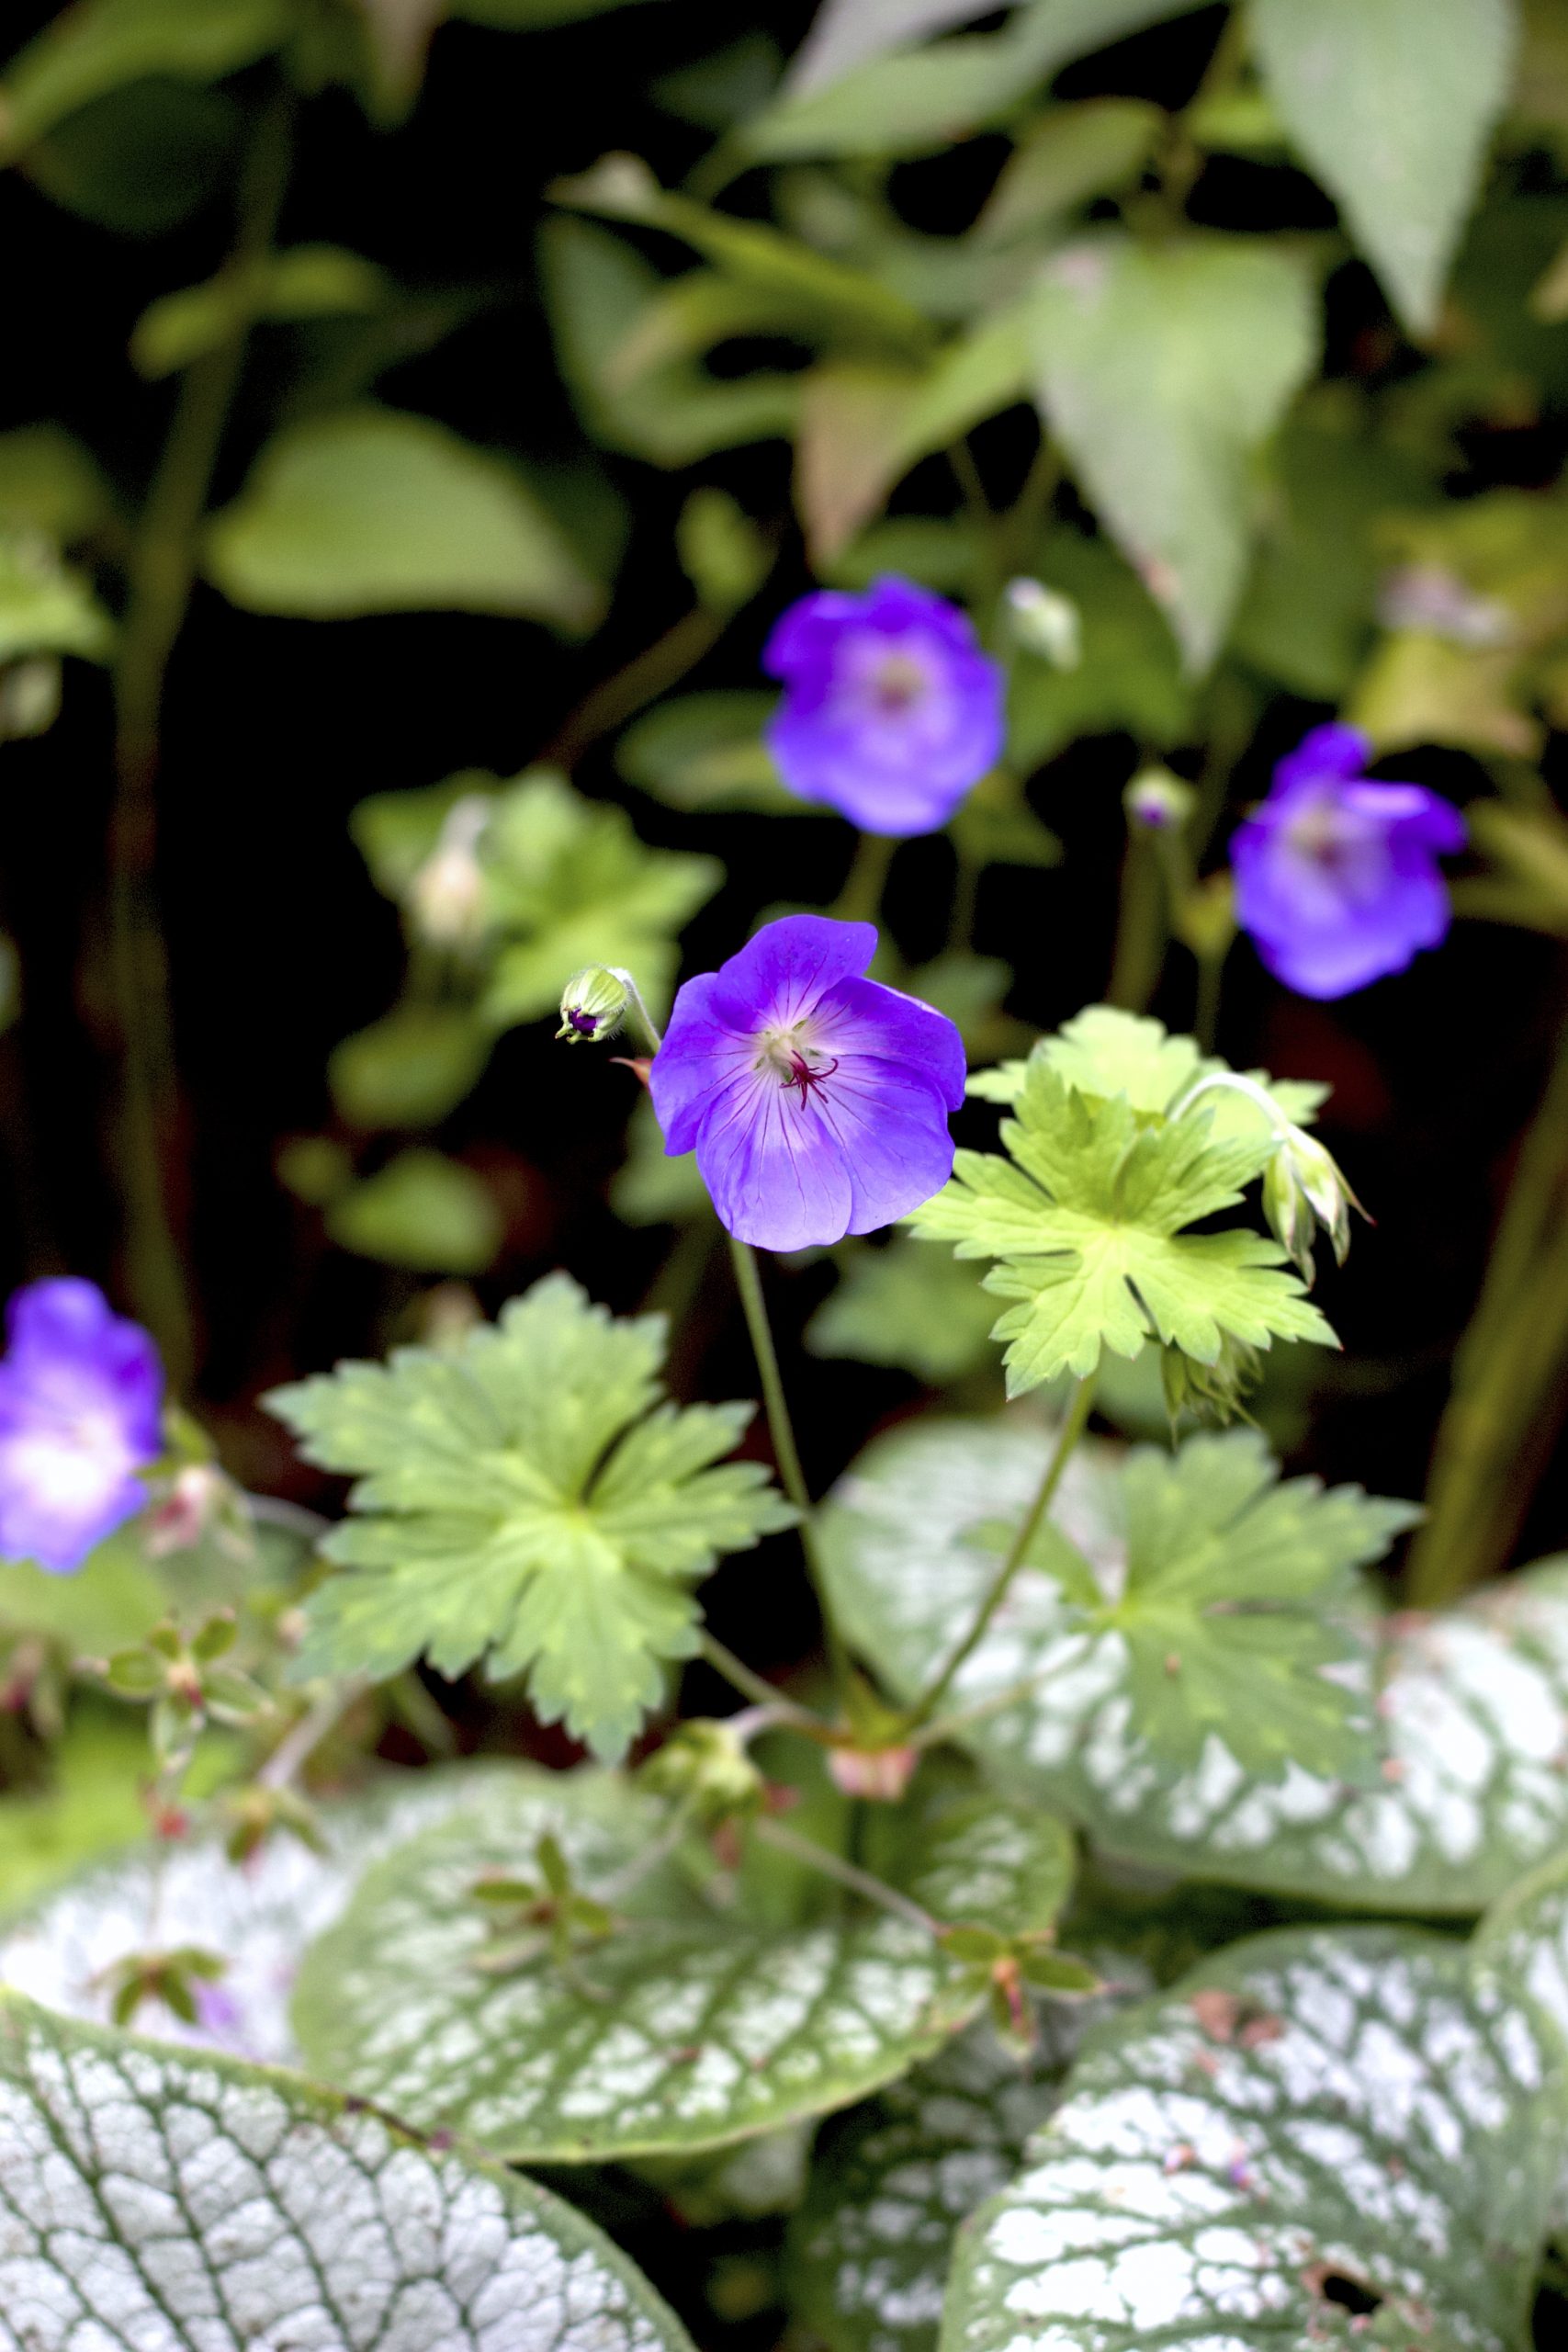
[827,1743,918,1803]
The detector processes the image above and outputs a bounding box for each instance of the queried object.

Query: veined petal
[706,913,877,1033]
[817,974,968,1110]
[694,1066,854,1250]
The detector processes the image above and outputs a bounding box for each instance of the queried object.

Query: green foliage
[942,1926,1568,2352]
[323,1148,503,1273]
[916,1012,1334,1395]
[130,243,387,376]
[1030,235,1318,671]
[0,532,112,663]
[291,1768,1078,2161]
[1252,0,1517,336]
[0,0,288,154]
[0,1990,694,2351]
[328,1003,491,1130]
[807,1239,1000,1383]
[204,407,603,627]
[617,691,798,815]
[265,1274,794,1758]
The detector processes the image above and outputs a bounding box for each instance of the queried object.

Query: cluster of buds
[1168,1070,1364,1286]
[938,1921,1100,2052]
[101,1611,271,1782]
[468,1832,616,1980]
[640,1716,765,1830]
[219,1779,326,1866]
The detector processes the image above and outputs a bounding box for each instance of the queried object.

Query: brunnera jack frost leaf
[940,1926,1568,2352]
[786,1984,1149,2352]
[821,1416,1568,1912]
[0,1765,518,2066]
[912,1043,1334,1395]
[0,1990,694,2352]
[266,1275,795,1762]
[291,1769,1077,2164]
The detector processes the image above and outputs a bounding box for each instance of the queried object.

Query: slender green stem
[1192,944,1227,1053]
[697,1630,823,1730]
[900,1379,1095,1734]
[728,1237,854,1697]
[833,829,897,926]
[611,970,664,1057]
[257,1677,365,1792]
[1106,832,1167,1012]
[108,89,295,1384]
[1407,1018,1568,1604]
[541,604,726,770]
[752,1816,940,1936]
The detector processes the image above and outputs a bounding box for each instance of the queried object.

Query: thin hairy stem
[752,1816,941,1936]
[697,1631,824,1731]
[832,828,897,926]
[258,1678,366,1792]
[900,1378,1096,1733]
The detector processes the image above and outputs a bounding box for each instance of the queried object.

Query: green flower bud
[1264,1126,1363,1282]
[556,966,629,1045]
[640,1718,763,1828]
[1123,766,1197,832]
[1004,577,1082,669]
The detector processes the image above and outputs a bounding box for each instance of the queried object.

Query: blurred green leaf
[611,1099,708,1227]
[329,1005,491,1131]
[976,97,1163,243]
[617,692,797,815]
[652,32,782,128]
[541,217,800,466]
[350,775,480,902]
[1253,0,1516,337]
[0,0,288,153]
[204,408,602,629]
[130,245,388,379]
[882,302,1033,481]
[796,361,925,562]
[266,1275,792,1758]
[0,428,114,544]
[324,1150,503,1275]
[1030,235,1317,672]
[0,532,112,664]
[478,770,721,1027]
[674,487,773,614]
[1005,529,1194,766]
[807,1239,999,1383]
[22,77,239,236]
[551,154,934,357]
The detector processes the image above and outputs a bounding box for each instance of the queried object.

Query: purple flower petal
[0,1278,164,1574]
[762,576,1004,839]
[1231,731,1464,1001]
[650,914,966,1251]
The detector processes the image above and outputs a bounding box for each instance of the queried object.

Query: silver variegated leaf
[942,1927,1568,2352]
[820,1416,1568,1912]
[291,1770,1075,2163]
[0,1992,693,2352]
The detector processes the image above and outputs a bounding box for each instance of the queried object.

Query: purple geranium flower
[0,1278,164,1573]
[649,914,966,1251]
[763,575,1004,837]
[1231,723,1466,1000]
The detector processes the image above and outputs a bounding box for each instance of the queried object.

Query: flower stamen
[780,1049,838,1108]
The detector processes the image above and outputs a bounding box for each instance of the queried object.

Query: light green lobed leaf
[913,1051,1333,1394]
[787,1980,1148,2352]
[941,1925,1568,2352]
[820,1415,1568,1912]
[807,1240,1000,1384]
[266,1273,792,1761]
[0,1991,694,2352]
[291,1771,1077,2164]
[0,1766,514,2065]
[968,1006,1327,1137]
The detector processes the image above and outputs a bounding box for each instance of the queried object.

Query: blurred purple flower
[763,576,1004,836]
[1231,723,1466,1000]
[0,1279,164,1573]
[649,914,965,1251]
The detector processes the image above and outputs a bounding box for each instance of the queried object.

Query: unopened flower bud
[827,1742,918,1803]
[640,1719,764,1829]
[407,795,490,947]
[556,966,628,1044]
[1124,766,1196,832]
[1004,577,1081,669]
[1263,1126,1364,1282]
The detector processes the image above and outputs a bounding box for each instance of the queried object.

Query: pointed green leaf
[1030,235,1317,670]
[822,1416,1568,1911]
[204,407,602,629]
[807,1240,1000,1384]
[329,1002,492,1130]
[942,1925,1567,2352]
[291,1771,1077,2163]
[969,1007,1327,1138]
[0,0,288,153]
[1253,0,1517,336]
[0,1991,694,2352]
[325,1148,503,1274]
[265,1274,793,1760]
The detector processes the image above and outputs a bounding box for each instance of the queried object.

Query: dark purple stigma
[567,1008,598,1036]
[780,1049,838,1108]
